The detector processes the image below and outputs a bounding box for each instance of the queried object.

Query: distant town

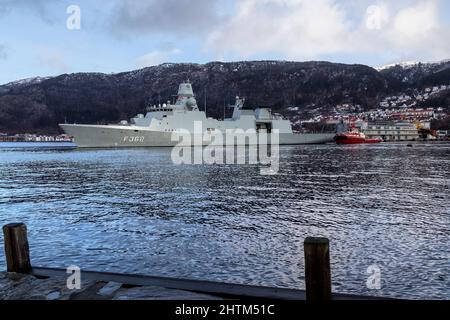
[0,133,73,143]
[293,84,450,141]
[304,105,450,141]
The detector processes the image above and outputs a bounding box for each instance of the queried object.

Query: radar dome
[186,97,197,108]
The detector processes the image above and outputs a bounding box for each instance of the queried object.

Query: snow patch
[4,76,53,87]
[376,59,450,71]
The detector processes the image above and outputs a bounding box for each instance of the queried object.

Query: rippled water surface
[0,142,449,299]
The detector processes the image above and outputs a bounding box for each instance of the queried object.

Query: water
[0,142,448,299]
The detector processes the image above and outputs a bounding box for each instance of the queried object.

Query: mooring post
[3,223,32,273]
[304,237,331,301]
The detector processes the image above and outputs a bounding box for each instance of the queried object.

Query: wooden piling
[3,223,32,273]
[304,237,331,301]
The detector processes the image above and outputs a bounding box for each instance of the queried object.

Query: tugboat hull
[335,133,382,145]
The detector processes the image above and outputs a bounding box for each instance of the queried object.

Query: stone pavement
[0,272,223,300]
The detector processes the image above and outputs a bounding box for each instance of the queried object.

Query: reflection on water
[0,142,449,299]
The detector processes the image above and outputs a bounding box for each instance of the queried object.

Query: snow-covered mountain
[4,76,54,87]
[0,60,449,133]
[375,61,422,71]
[376,59,450,71]
[377,59,450,85]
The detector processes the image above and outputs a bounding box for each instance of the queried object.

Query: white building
[363,122,420,141]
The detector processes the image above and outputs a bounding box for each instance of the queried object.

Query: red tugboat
[335,129,383,145]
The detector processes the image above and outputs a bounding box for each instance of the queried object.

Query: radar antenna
[204,86,207,115]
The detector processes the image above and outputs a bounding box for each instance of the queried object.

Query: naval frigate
[59,81,335,148]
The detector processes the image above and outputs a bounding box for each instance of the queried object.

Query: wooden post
[304,237,331,301]
[3,223,32,273]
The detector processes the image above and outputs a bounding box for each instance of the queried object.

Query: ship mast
[204,87,207,116]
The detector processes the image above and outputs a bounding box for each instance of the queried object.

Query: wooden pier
[2,223,383,300]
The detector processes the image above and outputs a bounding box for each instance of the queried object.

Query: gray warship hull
[60,81,336,148]
[60,124,335,148]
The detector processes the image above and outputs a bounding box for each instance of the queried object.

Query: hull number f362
[123,136,145,143]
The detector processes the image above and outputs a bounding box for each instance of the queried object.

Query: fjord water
[0,142,448,299]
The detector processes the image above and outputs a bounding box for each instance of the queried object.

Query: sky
[0,0,450,84]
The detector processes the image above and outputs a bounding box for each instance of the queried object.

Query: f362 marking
[123,136,145,143]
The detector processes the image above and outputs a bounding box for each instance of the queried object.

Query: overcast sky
[0,0,449,84]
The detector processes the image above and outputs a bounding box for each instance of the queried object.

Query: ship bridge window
[256,123,272,133]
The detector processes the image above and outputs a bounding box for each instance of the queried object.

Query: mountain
[377,60,450,88]
[377,60,450,114]
[0,60,449,134]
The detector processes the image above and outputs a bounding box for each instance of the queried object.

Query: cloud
[109,0,226,37]
[206,0,450,64]
[1,0,448,73]
[136,49,182,68]
[36,47,70,73]
[0,0,56,23]
[390,1,440,44]
[365,3,390,30]
[362,0,450,63]
[0,44,8,60]
[207,0,354,60]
